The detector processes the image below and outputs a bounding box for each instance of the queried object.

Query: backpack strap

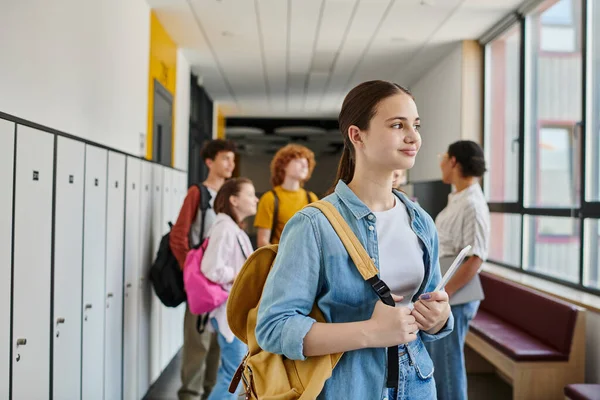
[194,184,212,333]
[269,190,279,244]
[195,184,212,248]
[305,189,313,205]
[270,190,312,243]
[309,200,399,390]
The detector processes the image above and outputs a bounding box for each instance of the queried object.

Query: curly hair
[270,144,316,187]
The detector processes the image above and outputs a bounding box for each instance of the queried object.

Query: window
[534,126,579,208]
[525,0,582,208]
[588,0,600,202]
[539,0,579,53]
[489,213,522,267]
[524,216,580,283]
[583,219,600,288]
[484,0,600,295]
[484,25,521,203]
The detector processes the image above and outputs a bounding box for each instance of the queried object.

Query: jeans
[206,318,247,400]
[425,300,480,400]
[387,339,437,400]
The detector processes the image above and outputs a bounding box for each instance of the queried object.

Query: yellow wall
[147,11,177,162]
[216,107,225,139]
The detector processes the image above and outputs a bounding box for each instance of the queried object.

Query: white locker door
[160,168,173,368]
[150,164,163,380]
[123,157,141,400]
[0,120,14,400]
[12,125,54,399]
[177,172,188,350]
[137,161,153,396]
[53,136,85,400]
[170,172,183,355]
[105,152,126,400]
[82,145,108,400]
[178,172,188,349]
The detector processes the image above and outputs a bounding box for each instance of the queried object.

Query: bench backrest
[479,272,579,355]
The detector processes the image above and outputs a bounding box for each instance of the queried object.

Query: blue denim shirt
[256,180,454,399]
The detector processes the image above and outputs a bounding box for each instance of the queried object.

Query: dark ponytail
[336,144,355,183]
[447,140,487,178]
[327,80,413,194]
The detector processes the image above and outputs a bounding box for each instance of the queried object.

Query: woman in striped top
[425,140,490,400]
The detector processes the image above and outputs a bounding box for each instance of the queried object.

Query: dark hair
[213,177,253,225]
[330,80,414,193]
[200,139,236,161]
[447,140,487,178]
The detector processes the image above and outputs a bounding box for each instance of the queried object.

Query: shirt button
[368,214,374,220]
[371,258,376,263]
[368,225,374,231]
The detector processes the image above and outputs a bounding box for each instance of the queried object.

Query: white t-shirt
[372,199,425,307]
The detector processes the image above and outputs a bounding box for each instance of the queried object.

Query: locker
[53,136,85,400]
[0,120,14,400]
[150,164,163,380]
[171,171,185,354]
[177,172,188,350]
[105,152,126,400]
[82,145,108,400]
[123,157,141,400]
[137,161,154,397]
[160,168,173,367]
[12,125,54,399]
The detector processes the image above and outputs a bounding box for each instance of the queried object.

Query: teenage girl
[255,80,454,399]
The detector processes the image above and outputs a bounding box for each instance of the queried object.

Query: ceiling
[148,0,524,118]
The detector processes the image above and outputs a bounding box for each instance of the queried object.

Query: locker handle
[126,283,132,288]
[85,304,92,310]
[107,293,114,298]
[56,318,65,324]
[16,338,27,347]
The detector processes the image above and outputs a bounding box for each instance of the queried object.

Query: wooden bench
[465,272,586,400]
[564,384,600,400]
[565,383,600,400]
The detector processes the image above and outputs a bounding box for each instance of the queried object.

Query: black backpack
[149,184,211,308]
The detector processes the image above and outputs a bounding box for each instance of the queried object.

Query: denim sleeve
[419,212,454,343]
[255,211,321,360]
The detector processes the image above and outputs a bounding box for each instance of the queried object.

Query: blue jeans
[424,300,480,400]
[387,339,437,400]
[206,318,247,400]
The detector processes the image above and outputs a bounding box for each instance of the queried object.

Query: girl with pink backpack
[193,177,257,400]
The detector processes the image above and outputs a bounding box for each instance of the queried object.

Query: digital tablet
[434,245,472,292]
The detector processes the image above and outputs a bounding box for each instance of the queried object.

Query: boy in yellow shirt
[254,144,318,247]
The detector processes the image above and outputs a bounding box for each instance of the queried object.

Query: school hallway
[2,0,600,399]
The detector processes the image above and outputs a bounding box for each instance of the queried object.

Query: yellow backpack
[226,200,399,399]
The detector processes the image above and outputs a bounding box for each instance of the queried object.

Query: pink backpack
[183,238,229,315]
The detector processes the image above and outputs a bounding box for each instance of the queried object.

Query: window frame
[482,0,600,296]
[483,23,522,204]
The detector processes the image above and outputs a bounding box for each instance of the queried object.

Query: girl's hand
[366,295,418,347]
[411,291,450,334]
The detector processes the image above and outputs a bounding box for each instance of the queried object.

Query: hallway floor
[143,350,512,400]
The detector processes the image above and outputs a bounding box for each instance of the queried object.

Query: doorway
[152,80,173,167]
